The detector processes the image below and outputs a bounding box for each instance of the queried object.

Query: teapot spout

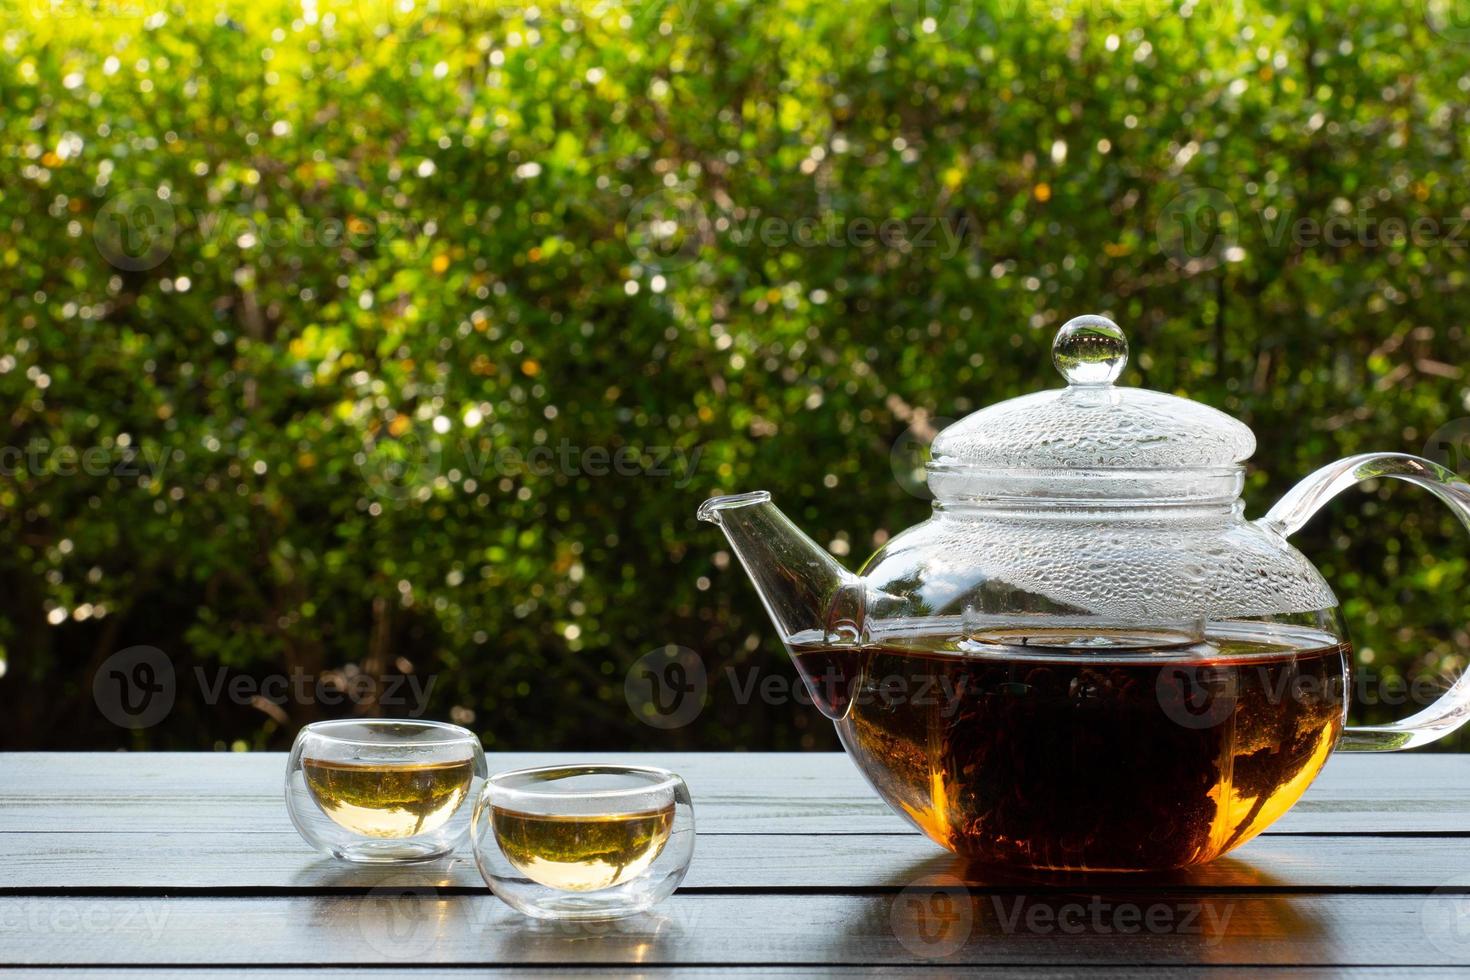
[697,492,864,646]
[698,492,866,719]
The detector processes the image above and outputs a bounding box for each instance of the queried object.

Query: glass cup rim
[485,763,682,801]
[299,717,478,748]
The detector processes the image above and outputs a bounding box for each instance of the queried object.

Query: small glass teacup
[285,719,486,863]
[472,765,695,919]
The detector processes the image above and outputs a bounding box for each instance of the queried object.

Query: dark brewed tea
[797,622,1348,871]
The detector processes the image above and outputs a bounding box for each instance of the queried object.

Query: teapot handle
[1258,452,1470,751]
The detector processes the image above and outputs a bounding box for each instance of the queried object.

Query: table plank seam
[4,884,1468,897]
[0,964,1462,971]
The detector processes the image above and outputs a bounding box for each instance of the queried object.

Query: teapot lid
[926,315,1255,501]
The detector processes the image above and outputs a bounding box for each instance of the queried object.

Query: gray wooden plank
[2,970,1461,979]
[0,751,893,834]
[3,830,1470,892]
[2,893,1470,967]
[3,752,1469,834]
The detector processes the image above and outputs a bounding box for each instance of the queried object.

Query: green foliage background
[1,0,1468,750]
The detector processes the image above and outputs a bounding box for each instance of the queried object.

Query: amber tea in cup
[490,799,677,892]
[286,719,486,863]
[472,765,694,919]
[303,755,476,838]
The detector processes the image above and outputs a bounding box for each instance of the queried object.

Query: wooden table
[3,752,1470,976]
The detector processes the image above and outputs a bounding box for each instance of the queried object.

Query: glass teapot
[698,315,1470,871]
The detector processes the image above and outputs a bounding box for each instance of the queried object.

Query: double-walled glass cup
[286,719,486,863]
[472,765,695,919]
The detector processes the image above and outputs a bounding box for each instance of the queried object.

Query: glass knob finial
[1053,315,1128,386]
